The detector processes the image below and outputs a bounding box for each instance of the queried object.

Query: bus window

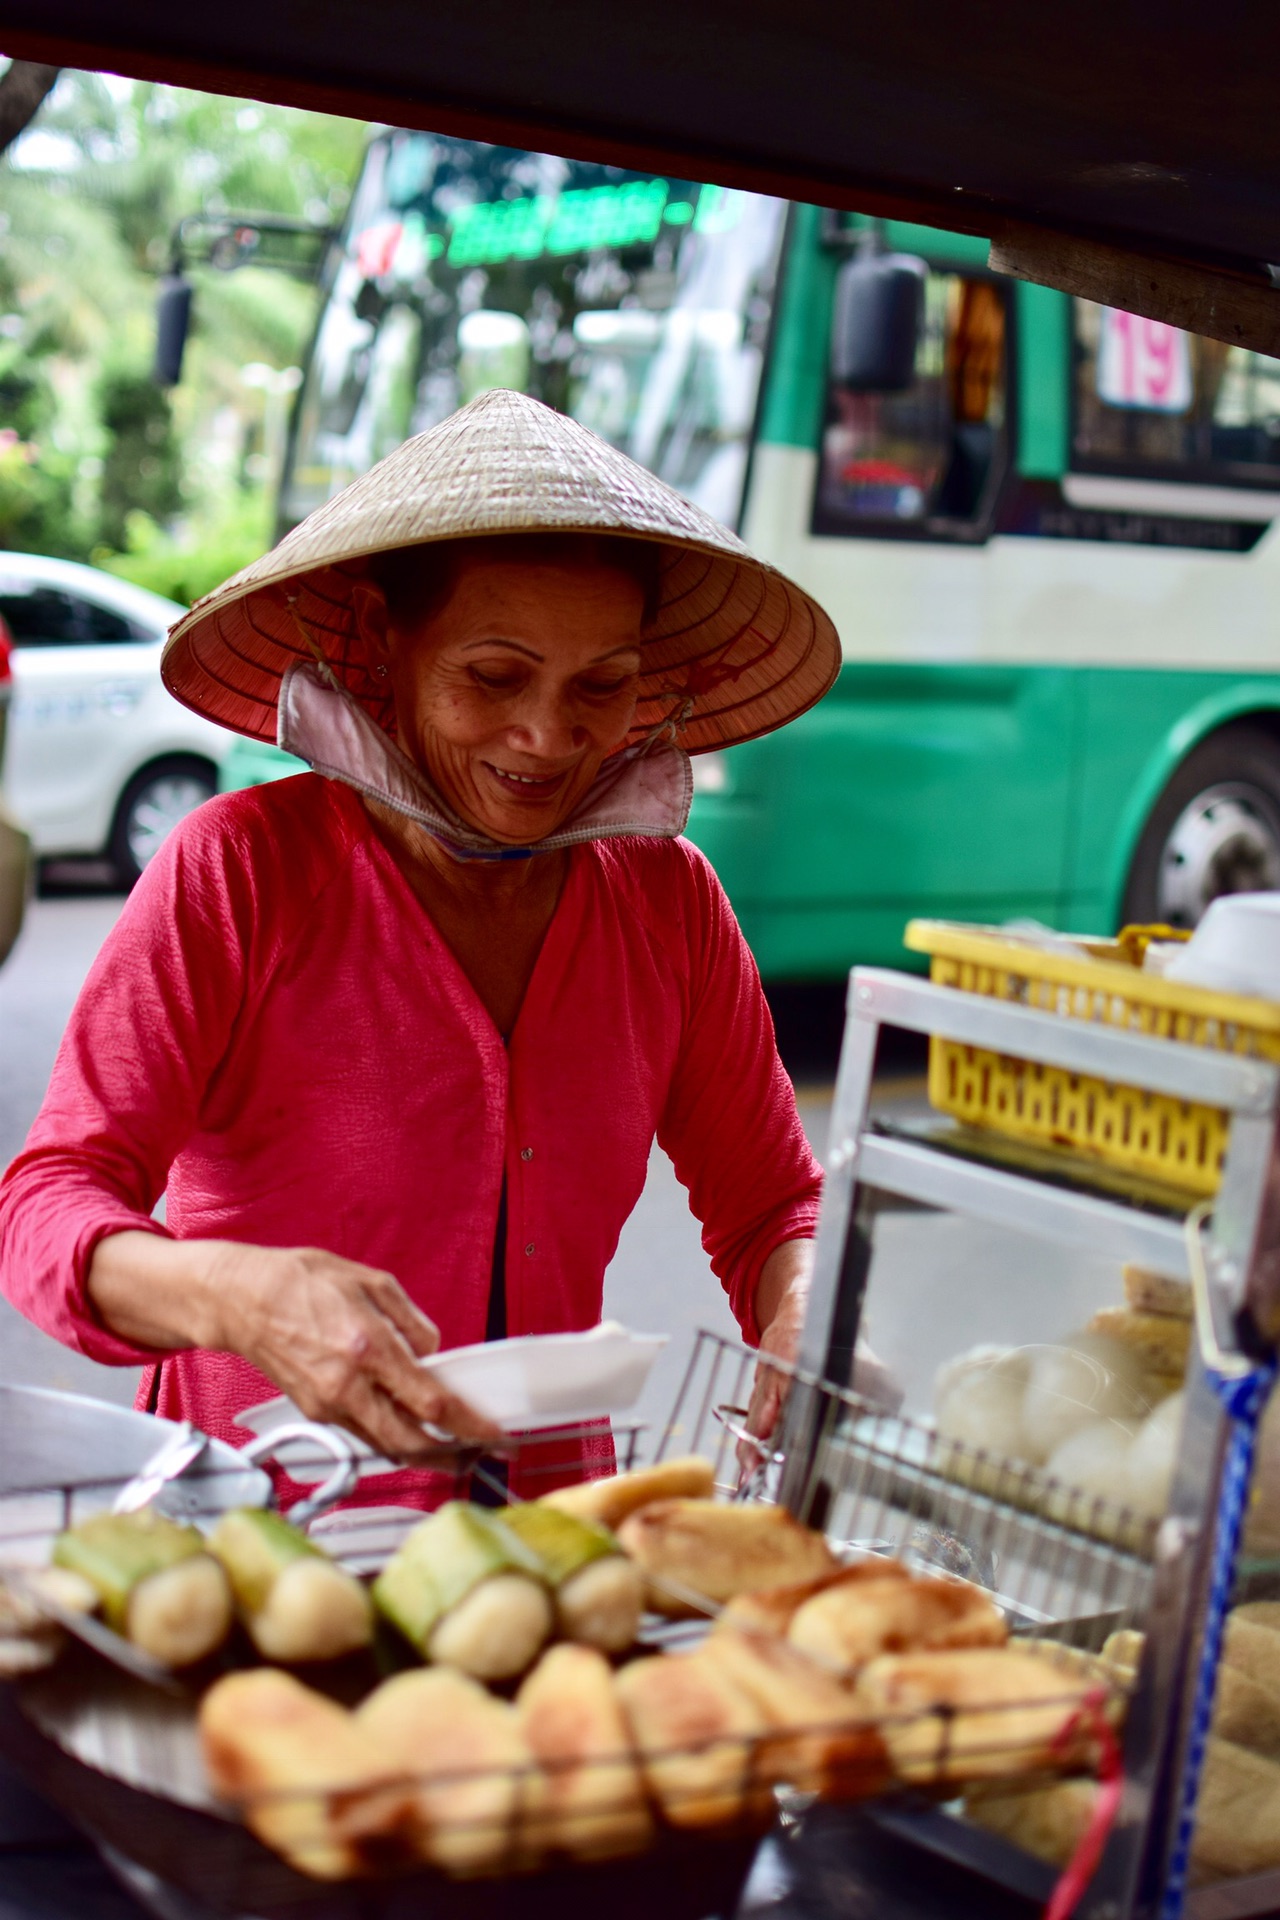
[812,270,1009,537]
[1072,302,1280,484]
[280,133,786,533]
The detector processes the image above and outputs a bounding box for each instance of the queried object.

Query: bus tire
[1121,723,1280,930]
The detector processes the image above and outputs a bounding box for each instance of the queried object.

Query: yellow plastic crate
[903,919,1280,1198]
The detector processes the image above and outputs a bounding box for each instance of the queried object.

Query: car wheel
[1122,724,1280,930]
[110,756,217,887]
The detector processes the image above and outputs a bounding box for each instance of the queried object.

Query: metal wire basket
[0,1338,1148,1916]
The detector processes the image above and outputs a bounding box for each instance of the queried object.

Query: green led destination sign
[356,178,745,284]
[391,182,740,272]
[451,179,670,263]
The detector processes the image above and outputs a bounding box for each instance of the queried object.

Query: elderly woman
[0,390,841,1484]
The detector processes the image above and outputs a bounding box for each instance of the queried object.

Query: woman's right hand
[88,1231,499,1461]
[208,1243,500,1458]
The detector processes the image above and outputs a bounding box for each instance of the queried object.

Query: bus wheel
[1122,725,1280,930]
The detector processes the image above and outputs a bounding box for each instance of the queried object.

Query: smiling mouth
[483,763,570,799]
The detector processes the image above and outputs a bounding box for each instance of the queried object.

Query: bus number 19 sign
[1097,307,1192,412]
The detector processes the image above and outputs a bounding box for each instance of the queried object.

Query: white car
[0,553,231,885]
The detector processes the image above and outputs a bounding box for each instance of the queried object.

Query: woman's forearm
[754,1237,814,1340]
[87,1231,230,1352]
[86,1231,494,1456]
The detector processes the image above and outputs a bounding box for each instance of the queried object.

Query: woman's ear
[350,579,391,665]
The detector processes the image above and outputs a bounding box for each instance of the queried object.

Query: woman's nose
[508,689,585,757]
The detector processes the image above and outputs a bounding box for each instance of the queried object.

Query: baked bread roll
[0,1567,96,1679]
[1211,1664,1280,1759]
[1222,1614,1280,1690]
[1233,1600,1280,1639]
[614,1650,767,1828]
[1188,1738,1280,1879]
[516,1644,651,1863]
[787,1573,1006,1674]
[968,1738,1280,1881]
[616,1499,836,1616]
[965,1776,1097,1867]
[1122,1267,1191,1321]
[717,1559,909,1641]
[701,1628,888,1799]
[1086,1308,1190,1379]
[853,1646,1097,1785]
[199,1669,414,1879]
[355,1668,531,1877]
[541,1458,716,1530]
[1100,1629,1144,1679]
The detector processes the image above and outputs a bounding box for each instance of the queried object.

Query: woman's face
[378,552,645,844]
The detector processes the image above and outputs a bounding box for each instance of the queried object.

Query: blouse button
[521,1147,534,1161]
[524,1242,536,1257]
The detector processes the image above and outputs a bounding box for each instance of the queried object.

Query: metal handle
[111,1421,208,1514]
[1183,1200,1254,1381]
[240,1422,360,1527]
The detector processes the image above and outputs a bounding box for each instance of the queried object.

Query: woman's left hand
[744,1242,903,1454]
[744,1241,812,1449]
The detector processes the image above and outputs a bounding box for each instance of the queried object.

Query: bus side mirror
[155,273,194,387]
[830,253,927,392]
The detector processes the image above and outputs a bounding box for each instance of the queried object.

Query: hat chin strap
[277,662,693,862]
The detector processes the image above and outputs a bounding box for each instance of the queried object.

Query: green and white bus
[222,127,1280,978]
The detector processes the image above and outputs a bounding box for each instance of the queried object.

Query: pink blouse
[0,775,822,1478]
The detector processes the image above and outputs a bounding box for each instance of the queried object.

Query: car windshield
[281,133,787,531]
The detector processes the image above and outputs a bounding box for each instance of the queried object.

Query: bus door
[722,232,1082,974]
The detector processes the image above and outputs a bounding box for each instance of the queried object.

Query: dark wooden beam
[990,225,1280,359]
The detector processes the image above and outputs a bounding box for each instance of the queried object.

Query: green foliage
[0,431,88,557]
[0,68,368,568]
[97,367,184,549]
[95,491,272,607]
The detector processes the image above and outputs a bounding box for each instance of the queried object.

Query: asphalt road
[0,889,1124,1446]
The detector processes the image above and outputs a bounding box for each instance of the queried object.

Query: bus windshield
[281,132,787,532]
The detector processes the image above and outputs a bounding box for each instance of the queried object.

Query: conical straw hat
[162,388,841,754]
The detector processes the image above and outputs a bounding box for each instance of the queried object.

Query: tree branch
[0,59,60,156]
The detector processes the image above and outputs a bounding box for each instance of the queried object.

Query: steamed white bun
[1044,1420,1137,1524]
[934,1346,1030,1462]
[1122,1390,1184,1520]
[1020,1343,1136,1465]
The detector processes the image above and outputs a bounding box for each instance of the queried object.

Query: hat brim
[162,532,839,756]
[161,388,841,754]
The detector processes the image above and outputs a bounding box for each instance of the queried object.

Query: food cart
[1,918,1279,1918]
[3,8,1280,1917]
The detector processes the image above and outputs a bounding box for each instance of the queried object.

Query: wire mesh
[0,1330,1148,1901]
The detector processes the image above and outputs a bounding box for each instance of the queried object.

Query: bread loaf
[355,1668,531,1877]
[616,1499,836,1616]
[1121,1267,1192,1320]
[965,1777,1096,1867]
[614,1650,767,1828]
[1188,1739,1280,1879]
[516,1645,651,1862]
[1222,1615,1280,1690]
[788,1573,1006,1674]
[1086,1308,1190,1379]
[701,1628,888,1799]
[716,1559,910,1641]
[199,1670,414,1879]
[853,1647,1097,1786]
[540,1458,716,1530]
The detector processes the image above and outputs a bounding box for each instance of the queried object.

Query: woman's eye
[471,668,523,691]
[579,677,633,699]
